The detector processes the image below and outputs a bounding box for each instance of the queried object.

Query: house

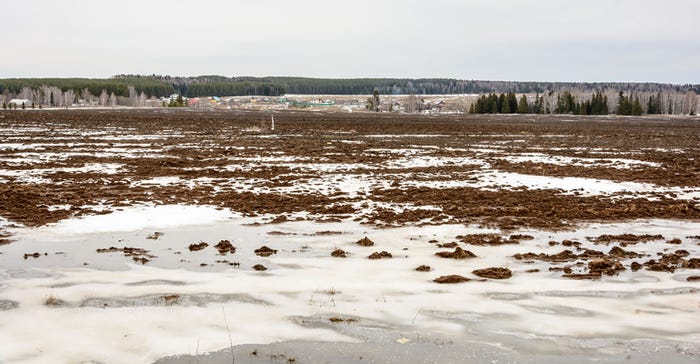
[9,99,32,107]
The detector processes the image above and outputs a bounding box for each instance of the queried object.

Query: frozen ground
[0,110,698,363]
[1,206,699,363]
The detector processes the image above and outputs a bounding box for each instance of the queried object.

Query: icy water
[1,205,699,363]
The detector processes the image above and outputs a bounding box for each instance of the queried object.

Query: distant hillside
[1,75,698,99]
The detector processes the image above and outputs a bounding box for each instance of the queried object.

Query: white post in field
[271,114,275,131]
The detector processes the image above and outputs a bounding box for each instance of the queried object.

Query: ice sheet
[1,211,699,363]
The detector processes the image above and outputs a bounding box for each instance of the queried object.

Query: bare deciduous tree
[99,90,108,107]
[686,91,698,115]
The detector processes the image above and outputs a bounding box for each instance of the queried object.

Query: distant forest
[1,75,698,99]
[1,75,698,115]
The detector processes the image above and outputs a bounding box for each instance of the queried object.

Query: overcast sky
[3,0,699,83]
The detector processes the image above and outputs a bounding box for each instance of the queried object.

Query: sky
[3,0,699,83]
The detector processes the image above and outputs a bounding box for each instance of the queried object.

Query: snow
[1,215,699,363]
[40,205,234,235]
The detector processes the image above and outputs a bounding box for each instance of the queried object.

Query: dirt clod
[415,265,431,272]
[331,249,347,258]
[254,246,278,257]
[356,237,375,246]
[433,275,471,284]
[214,240,236,254]
[472,267,512,279]
[252,264,267,271]
[368,251,392,259]
[188,242,209,251]
[435,247,476,259]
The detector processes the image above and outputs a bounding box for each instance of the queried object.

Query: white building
[9,99,31,106]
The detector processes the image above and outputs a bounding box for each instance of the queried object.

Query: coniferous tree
[497,93,506,113]
[2,102,6,109]
[534,94,544,114]
[507,92,517,113]
[502,97,511,113]
[617,92,632,115]
[632,97,643,116]
[517,95,529,113]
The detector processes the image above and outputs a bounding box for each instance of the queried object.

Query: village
[2,93,469,114]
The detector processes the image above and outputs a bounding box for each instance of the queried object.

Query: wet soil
[368,251,392,260]
[0,110,698,234]
[435,247,477,259]
[433,275,471,284]
[472,267,512,279]
[0,110,698,279]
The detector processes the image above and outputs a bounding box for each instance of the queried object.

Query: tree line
[3,75,698,99]
[469,90,697,116]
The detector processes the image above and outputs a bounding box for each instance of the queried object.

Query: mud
[188,242,208,252]
[472,267,513,279]
[456,234,520,246]
[368,251,392,259]
[330,249,347,258]
[433,275,471,284]
[254,246,277,257]
[214,240,236,255]
[435,247,477,259]
[0,110,698,235]
[356,237,375,247]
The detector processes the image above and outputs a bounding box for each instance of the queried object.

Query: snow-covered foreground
[1,205,699,363]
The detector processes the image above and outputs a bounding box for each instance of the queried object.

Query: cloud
[2,0,699,83]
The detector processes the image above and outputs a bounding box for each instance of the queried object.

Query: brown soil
[252,264,267,271]
[433,275,471,284]
[435,247,477,259]
[1,110,699,279]
[331,249,347,258]
[415,265,431,272]
[146,232,164,240]
[456,234,519,246]
[214,240,236,254]
[666,238,682,245]
[188,242,209,252]
[368,251,392,259]
[356,237,375,247]
[1,110,697,235]
[587,234,664,245]
[472,267,512,279]
[23,252,42,259]
[608,246,643,258]
[687,276,700,281]
[254,246,278,257]
[96,246,155,264]
[436,242,458,248]
[510,234,534,241]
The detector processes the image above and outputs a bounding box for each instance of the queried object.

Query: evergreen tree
[632,97,643,115]
[497,93,506,113]
[2,102,6,110]
[502,97,511,113]
[490,98,498,114]
[507,92,517,113]
[21,102,25,110]
[533,94,544,114]
[617,92,632,115]
[517,95,529,113]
